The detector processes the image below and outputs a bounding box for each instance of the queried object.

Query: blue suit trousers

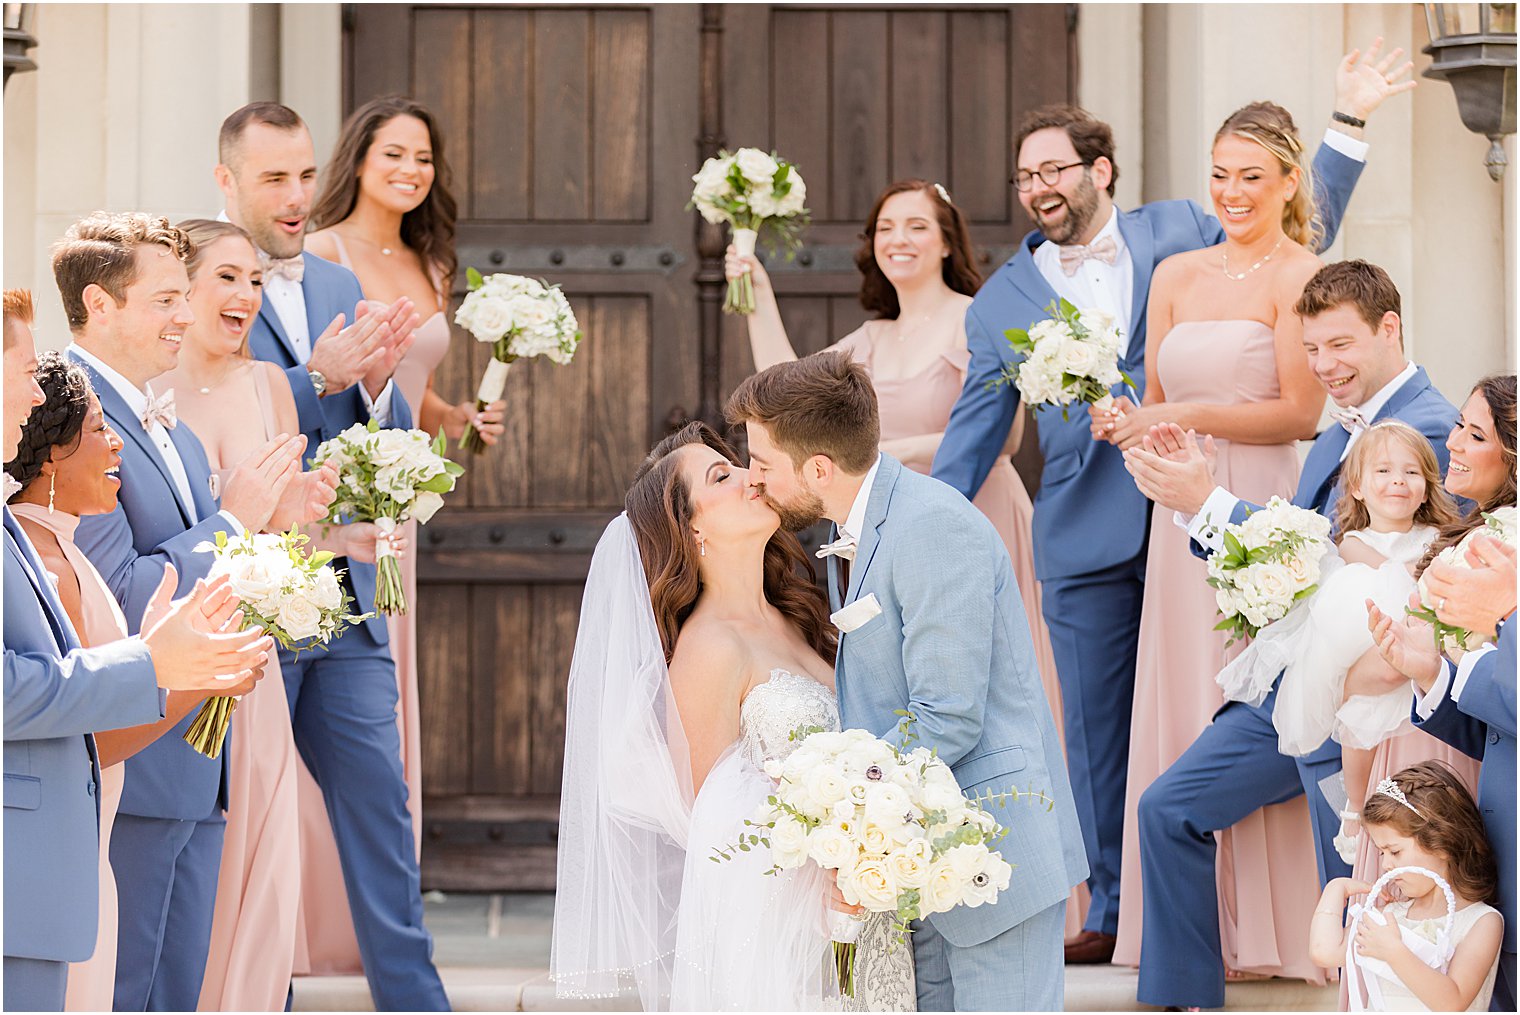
[912,898,1065,1011]
[1136,687,1349,1009]
[284,649,448,1011]
[4,956,68,1010]
[110,809,225,1011]
[1039,550,1146,935]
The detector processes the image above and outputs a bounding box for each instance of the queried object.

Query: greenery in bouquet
[1408,506,1517,653]
[310,421,465,614]
[1205,497,1333,645]
[995,298,1132,421]
[688,147,809,314]
[184,528,371,758]
[452,268,582,454]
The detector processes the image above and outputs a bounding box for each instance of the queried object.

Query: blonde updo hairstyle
[1214,101,1320,250]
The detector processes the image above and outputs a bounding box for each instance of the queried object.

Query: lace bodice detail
[738,669,839,770]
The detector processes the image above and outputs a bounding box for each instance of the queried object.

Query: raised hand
[1366,595,1443,691]
[724,244,773,294]
[219,434,305,533]
[140,568,274,692]
[1423,534,1517,637]
[266,457,340,531]
[305,306,394,393]
[1335,36,1416,128]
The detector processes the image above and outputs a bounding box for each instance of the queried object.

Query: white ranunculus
[862,782,913,830]
[920,778,964,816]
[807,825,856,870]
[844,779,870,808]
[804,763,850,808]
[276,594,324,642]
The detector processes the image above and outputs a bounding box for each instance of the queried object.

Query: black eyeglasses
[1012,161,1089,192]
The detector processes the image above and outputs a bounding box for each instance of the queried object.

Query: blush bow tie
[139,387,177,431]
[816,533,858,562]
[1057,235,1119,276]
[1329,405,1369,435]
[259,250,305,283]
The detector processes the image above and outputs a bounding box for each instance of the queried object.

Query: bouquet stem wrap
[726,227,758,316]
[829,910,865,998]
[185,694,239,759]
[372,516,406,615]
[460,351,514,455]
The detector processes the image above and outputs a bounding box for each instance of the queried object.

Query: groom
[727,351,1088,1011]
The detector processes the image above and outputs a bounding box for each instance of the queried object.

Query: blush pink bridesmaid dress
[834,319,1090,937]
[293,236,452,975]
[1112,321,1324,982]
[14,504,130,1014]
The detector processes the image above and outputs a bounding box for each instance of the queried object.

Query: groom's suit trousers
[1134,685,1348,1010]
[911,899,1065,1011]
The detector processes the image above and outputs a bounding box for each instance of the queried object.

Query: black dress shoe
[1063,929,1117,964]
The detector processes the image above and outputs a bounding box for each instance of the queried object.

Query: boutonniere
[831,593,881,634]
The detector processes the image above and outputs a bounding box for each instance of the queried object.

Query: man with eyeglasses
[931,38,1414,967]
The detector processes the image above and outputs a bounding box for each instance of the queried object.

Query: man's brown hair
[218,101,306,170]
[724,350,880,474]
[1014,104,1119,197]
[3,288,34,349]
[1294,259,1402,341]
[51,212,194,332]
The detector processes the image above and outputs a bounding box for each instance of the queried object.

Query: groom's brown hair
[725,351,880,474]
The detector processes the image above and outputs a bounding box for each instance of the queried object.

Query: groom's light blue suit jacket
[4,507,162,961]
[828,454,1088,947]
[932,142,1364,582]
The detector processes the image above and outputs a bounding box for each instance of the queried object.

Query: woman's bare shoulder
[304,229,340,262]
[670,614,752,685]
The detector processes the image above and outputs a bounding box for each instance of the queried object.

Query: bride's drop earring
[47,473,55,515]
[698,536,706,557]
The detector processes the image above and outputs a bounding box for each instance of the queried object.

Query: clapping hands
[1121,422,1218,515]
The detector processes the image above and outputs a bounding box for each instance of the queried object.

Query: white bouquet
[997,299,1132,420]
[1206,496,1334,644]
[184,528,369,758]
[309,421,465,614]
[1409,506,1517,654]
[688,147,808,314]
[714,714,1047,997]
[452,268,582,453]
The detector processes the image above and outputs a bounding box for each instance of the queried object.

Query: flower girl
[1309,762,1503,1011]
[1217,421,1459,857]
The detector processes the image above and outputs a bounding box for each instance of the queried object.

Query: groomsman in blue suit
[1374,534,1517,1010]
[1123,260,1458,1009]
[3,287,273,1011]
[55,213,322,1010]
[216,102,451,1010]
[930,42,1412,963]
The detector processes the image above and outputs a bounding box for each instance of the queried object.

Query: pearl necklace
[1221,238,1284,281]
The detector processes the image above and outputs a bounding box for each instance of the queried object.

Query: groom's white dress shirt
[1181,360,1418,553]
[68,342,242,532]
[1033,205,1133,332]
[840,458,882,549]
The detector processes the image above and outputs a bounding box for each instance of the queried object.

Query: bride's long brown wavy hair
[625,421,836,665]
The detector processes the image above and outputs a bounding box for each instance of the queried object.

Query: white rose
[1079,308,1116,340]
[735,148,779,186]
[807,825,856,870]
[276,594,324,642]
[763,758,785,780]
[885,839,933,890]
[311,567,344,611]
[844,779,870,808]
[1027,319,1069,346]
[860,823,892,855]
[225,556,282,611]
[691,156,733,202]
[830,798,860,827]
[769,815,811,869]
[464,296,515,341]
[1247,562,1295,607]
[1281,550,1319,589]
[920,859,966,915]
[1055,336,1100,378]
[777,173,807,216]
[920,779,964,816]
[845,857,899,912]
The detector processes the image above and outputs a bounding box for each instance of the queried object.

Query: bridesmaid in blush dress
[1097,103,1329,983]
[300,95,504,974]
[4,357,251,1011]
[727,180,1089,936]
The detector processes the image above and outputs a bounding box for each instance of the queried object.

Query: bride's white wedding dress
[672,670,916,1011]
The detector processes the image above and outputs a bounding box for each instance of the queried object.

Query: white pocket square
[831,593,882,634]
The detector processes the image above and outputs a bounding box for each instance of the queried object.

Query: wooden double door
[345,2,1075,889]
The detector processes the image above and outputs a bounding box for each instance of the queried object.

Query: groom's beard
[758,486,827,533]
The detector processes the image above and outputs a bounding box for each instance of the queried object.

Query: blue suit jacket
[932,142,1364,582]
[70,354,237,820]
[246,252,410,647]
[1414,619,1516,954]
[4,507,162,961]
[828,455,1088,947]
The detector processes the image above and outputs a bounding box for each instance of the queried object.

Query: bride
[550,422,914,1011]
